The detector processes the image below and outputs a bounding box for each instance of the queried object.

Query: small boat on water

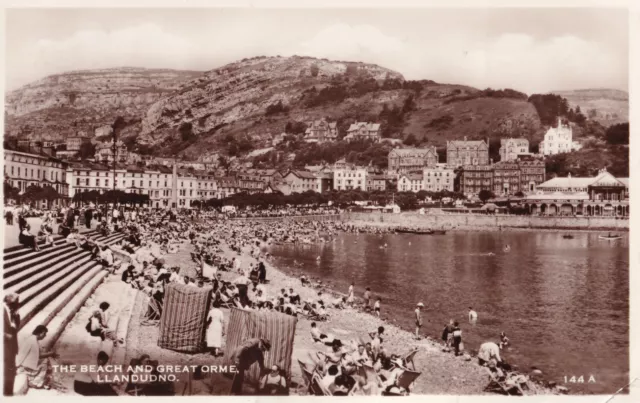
[395,228,434,235]
[562,234,574,239]
[431,229,447,235]
[599,233,622,240]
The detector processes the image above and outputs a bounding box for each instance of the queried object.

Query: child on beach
[374,298,381,317]
[363,287,372,309]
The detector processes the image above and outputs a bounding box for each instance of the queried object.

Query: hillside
[553,88,628,126]
[4,67,202,140]
[6,56,557,160]
[134,56,546,158]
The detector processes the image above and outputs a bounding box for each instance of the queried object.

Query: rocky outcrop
[138,56,404,143]
[5,67,201,140]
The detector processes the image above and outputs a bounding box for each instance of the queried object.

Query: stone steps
[3,230,127,350]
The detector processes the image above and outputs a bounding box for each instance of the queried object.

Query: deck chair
[298,360,315,391]
[397,370,421,394]
[309,373,331,396]
[402,348,419,370]
[141,297,162,326]
[484,374,524,396]
[362,364,382,387]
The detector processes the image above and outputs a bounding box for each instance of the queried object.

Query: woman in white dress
[346,282,355,305]
[206,301,224,356]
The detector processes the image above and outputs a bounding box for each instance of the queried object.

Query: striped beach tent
[224,308,297,387]
[158,283,213,353]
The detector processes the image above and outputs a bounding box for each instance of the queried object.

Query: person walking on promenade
[415,302,424,339]
[230,338,271,395]
[4,293,20,396]
[452,321,463,356]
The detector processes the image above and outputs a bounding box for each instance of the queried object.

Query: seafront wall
[343,212,629,231]
[229,213,628,231]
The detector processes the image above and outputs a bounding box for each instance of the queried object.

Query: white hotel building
[539,118,583,156]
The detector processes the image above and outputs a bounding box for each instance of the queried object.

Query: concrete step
[5,247,89,291]
[18,257,101,329]
[2,235,117,280]
[4,233,123,277]
[3,230,99,255]
[42,268,108,351]
[3,231,118,269]
[19,264,106,338]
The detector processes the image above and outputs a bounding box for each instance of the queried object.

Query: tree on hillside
[478,189,494,203]
[605,123,629,145]
[265,101,289,116]
[284,121,307,135]
[78,142,96,161]
[403,133,419,146]
[112,116,127,139]
[527,94,570,126]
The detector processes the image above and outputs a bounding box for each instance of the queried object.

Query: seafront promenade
[229,212,628,231]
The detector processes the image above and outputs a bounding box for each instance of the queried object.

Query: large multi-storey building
[366,174,388,191]
[458,165,494,197]
[517,159,546,194]
[388,147,439,174]
[492,161,521,196]
[66,136,91,152]
[423,165,455,192]
[446,138,490,167]
[344,122,381,142]
[195,171,218,201]
[397,173,424,192]
[333,165,367,191]
[499,138,530,162]
[4,148,69,207]
[539,117,582,155]
[147,166,174,208]
[304,119,338,143]
[283,170,332,193]
[95,140,128,163]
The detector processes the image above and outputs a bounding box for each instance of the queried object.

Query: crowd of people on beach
[4,204,538,396]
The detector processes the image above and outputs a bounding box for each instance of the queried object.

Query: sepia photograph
[1,1,634,399]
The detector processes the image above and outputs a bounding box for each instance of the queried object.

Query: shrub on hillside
[605,122,629,145]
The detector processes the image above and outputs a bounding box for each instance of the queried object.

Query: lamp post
[112,135,117,218]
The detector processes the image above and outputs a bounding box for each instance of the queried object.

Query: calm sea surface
[269,231,629,394]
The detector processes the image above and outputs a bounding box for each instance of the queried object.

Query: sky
[4,7,629,94]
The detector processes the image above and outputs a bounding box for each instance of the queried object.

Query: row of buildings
[303,120,382,143]
[4,146,627,217]
[388,118,582,174]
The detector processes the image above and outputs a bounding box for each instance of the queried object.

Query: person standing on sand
[415,303,424,339]
[468,307,478,323]
[374,298,381,317]
[206,301,224,357]
[347,282,355,305]
[363,288,371,309]
[452,321,462,356]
